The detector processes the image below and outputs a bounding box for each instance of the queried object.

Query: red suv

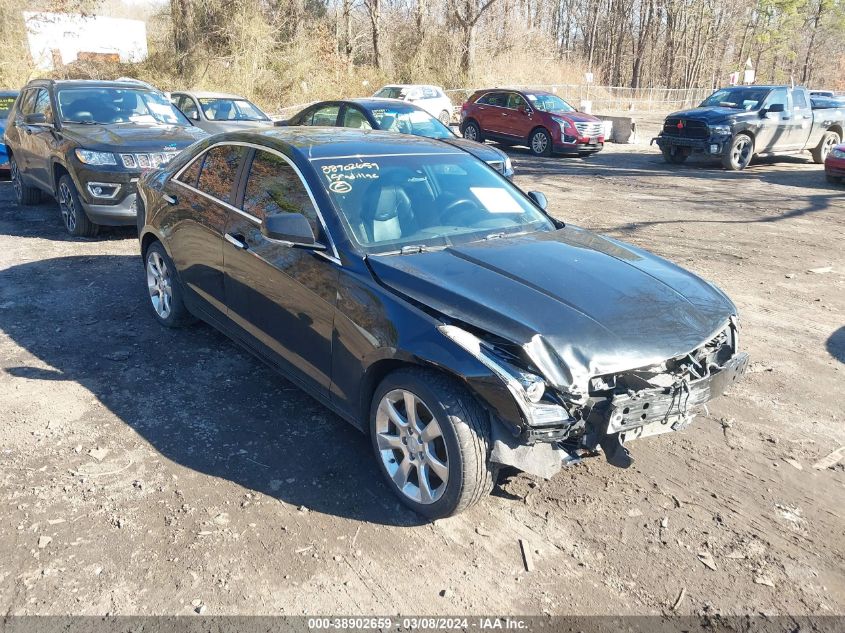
[460,89,604,157]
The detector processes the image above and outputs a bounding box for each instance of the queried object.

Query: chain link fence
[445,85,715,113]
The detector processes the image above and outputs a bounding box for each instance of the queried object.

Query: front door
[223,148,339,395]
[500,92,534,139]
[167,143,248,319]
[756,88,791,153]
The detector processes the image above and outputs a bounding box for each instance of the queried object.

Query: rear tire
[144,241,195,328]
[722,134,754,170]
[463,121,483,143]
[438,110,451,125]
[529,128,552,157]
[661,146,688,164]
[58,175,98,237]
[812,131,840,164]
[370,368,497,519]
[10,155,41,205]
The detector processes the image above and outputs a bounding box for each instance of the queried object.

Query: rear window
[196,145,247,204]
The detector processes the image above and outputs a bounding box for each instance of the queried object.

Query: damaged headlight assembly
[437,324,572,428]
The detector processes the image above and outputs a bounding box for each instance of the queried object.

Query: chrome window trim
[171,140,341,261]
[309,151,464,161]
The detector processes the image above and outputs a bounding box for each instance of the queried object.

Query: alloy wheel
[464,125,478,141]
[531,131,549,155]
[11,159,23,202]
[731,137,751,169]
[59,182,77,232]
[146,251,173,319]
[375,389,449,504]
[822,134,837,162]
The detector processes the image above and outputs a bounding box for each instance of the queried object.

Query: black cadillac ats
[137,128,748,518]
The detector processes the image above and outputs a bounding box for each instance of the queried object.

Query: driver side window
[177,96,199,120]
[506,93,527,110]
[765,89,789,111]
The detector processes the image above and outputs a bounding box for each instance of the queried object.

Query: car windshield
[369,104,453,139]
[373,87,407,99]
[0,94,16,120]
[313,152,554,255]
[699,87,772,110]
[198,97,268,121]
[57,88,190,125]
[526,93,575,113]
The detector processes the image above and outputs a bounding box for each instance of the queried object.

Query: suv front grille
[120,152,179,169]
[574,121,603,138]
[663,118,708,139]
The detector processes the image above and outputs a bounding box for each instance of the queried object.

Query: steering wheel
[441,197,482,224]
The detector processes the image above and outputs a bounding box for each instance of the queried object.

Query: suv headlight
[551,116,570,130]
[710,125,731,136]
[75,149,117,166]
[438,324,571,427]
[831,148,845,159]
[503,156,514,177]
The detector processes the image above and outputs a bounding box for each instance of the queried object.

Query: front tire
[370,368,496,519]
[463,121,482,143]
[529,128,552,156]
[144,241,195,328]
[58,175,98,237]
[661,146,688,164]
[812,131,840,164]
[10,156,41,205]
[438,110,451,125]
[722,134,754,170]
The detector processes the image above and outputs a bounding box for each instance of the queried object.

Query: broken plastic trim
[437,324,573,429]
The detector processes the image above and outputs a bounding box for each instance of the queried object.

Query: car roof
[28,79,160,91]
[347,98,423,109]
[0,90,19,97]
[242,127,464,160]
[174,90,248,100]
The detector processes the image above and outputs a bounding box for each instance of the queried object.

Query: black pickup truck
[653,85,845,170]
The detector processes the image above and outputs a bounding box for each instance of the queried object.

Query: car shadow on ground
[827,327,845,364]
[0,180,134,242]
[0,254,428,527]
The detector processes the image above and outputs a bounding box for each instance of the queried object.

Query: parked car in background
[0,90,18,172]
[460,89,605,157]
[825,143,845,184]
[654,85,845,170]
[810,90,835,98]
[281,98,513,178]
[137,127,747,518]
[171,91,274,134]
[810,95,845,110]
[3,79,206,236]
[372,85,453,124]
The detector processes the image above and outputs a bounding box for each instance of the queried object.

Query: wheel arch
[528,125,552,140]
[51,161,71,196]
[827,124,843,140]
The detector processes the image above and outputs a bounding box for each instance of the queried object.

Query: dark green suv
[3,79,207,236]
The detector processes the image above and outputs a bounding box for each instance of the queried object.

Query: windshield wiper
[63,120,101,124]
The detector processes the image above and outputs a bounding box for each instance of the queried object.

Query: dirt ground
[0,138,843,618]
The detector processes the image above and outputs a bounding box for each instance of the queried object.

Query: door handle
[225,233,248,249]
[162,193,177,205]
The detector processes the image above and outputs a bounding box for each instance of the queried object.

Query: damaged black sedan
[137,128,748,518]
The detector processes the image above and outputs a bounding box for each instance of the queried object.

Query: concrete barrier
[596,115,636,144]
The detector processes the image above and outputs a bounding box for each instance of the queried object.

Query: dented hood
[368,227,737,394]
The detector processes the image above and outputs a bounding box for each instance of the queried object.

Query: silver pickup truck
[653,85,845,170]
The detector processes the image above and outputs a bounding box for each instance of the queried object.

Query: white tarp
[23,11,148,70]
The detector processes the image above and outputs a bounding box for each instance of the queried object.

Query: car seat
[360,178,416,244]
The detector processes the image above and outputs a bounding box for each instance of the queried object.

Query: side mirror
[765,103,785,114]
[261,213,324,250]
[528,191,548,210]
[274,119,290,127]
[24,112,47,125]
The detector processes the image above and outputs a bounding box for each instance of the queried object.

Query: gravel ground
[0,140,843,617]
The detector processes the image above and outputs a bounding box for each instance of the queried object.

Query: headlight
[710,125,731,136]
[75,149,117,166]
[551,116,570,130]
[438,324,571,427]
[831,148,845,159]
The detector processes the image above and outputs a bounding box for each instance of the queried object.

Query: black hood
[439,137,508,164]
[59,123,207,152]
[666,106,757,124]
[368,227,736,394]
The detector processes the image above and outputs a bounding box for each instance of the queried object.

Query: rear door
[474,92,508,135]
[166,143,248,320]
[223,147,339,395]
[25,88,56,189]
[789,88,815,149]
